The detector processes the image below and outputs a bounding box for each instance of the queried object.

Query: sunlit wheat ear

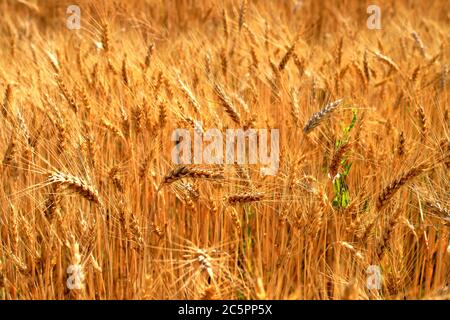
[101,117,126,140]
[372,51,400,72]
[289,88,300,128]
[143,42,155,71]
[4,248,27,275]
[121,54,130,86]
[177,77,201,114]
[15,110,31,150]
[56,76,79,113]
[437,139,450,168]
[375,208,401,260]
[411,31,426,58]
[152,239,236,298]
[248,43,259,71]
[138,151,154,179]
[351,61,367,89]
[9,204,19,253]
[47,170,102,208]
[400,216,419,241]
[397,131,406,157]
[328,142,352,178]
[336,241,365,263]
[49,109,68,155]
[158,99,167,128]
[44,184,61,221]
[279,34,299,71]
[238,0,247,32]
[303,98,343,134]
[2,129,17,168]
[409,64,421,86]
[108,165,124,193]
[221,8,229,41]
[45,50,60,74]
[101,22,111,54]
[2,83,14,118]
[376,164,428,210]
[425,201,450,224]
[213,82,241,126]
[363,49,370,84]
[234,164,254,189]
[174,182,200,212]
[415,105,427,142]
[226,207,242,235]
[129,214,144,249]
[193,249,214,282]
[292,53,304,76]
[220,46,228,79]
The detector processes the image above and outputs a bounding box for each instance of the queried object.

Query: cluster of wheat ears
[0,0,448,300]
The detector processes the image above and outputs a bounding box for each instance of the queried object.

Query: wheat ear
[303,99,343,134]
[47,171,102,207]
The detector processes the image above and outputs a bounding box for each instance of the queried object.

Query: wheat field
[0,0,449,300]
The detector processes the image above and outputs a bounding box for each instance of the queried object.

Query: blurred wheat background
[0,0,449,299]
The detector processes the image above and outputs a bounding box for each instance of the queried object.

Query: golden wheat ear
[376,164,428,210]
[47,170,102,208]
[213,82,241,126]
[226,192,264,205]
[158,165,224,191]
